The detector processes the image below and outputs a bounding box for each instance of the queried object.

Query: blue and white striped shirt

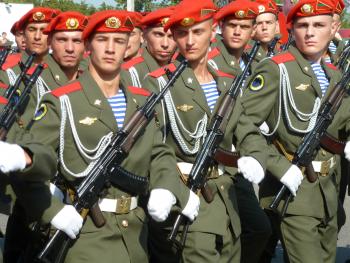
[310,62,329,97]
[107,89,127,129]
[201,80,219,112]
[328,41,337,54]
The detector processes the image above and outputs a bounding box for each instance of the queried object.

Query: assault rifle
[0,47,11,70]
[0,63,44,141]
[167,41,261,250]
[269,68,350,217]
[267,35,281,57]
[337,40,350,72]
[36,59,188,263]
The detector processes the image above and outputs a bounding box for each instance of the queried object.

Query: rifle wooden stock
[214,147,239,167]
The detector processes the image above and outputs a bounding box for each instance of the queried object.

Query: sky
[75,0,116,7]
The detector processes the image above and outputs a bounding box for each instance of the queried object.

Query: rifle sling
[320,132,345,155]
[213,147,239,167]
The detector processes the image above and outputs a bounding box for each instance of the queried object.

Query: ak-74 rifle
[167,41,261,250]
[0,47,12,70]
[36,59,188,263]
[266,35,281,57]
[0,54,43,141]
[337,40,350,72]
[270,68,350,217]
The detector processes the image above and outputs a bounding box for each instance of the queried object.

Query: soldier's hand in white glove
[280,165,303,196]
[147,189,176,222]
[0,141,26,173]
[50,205,83,239]
[238,156,265,184]
[181,190,200,221]
[344,141,350,162]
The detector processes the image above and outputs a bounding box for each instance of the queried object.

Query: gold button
[258,52,261,56]
[304,66,308,72]
[220,185,224,191]
[55,74,60,80]
[121,220,128,228]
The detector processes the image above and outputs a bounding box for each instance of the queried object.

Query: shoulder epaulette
[244,44,252,51]
[208,47,220,59]
[0,82,8,89]
[51,81,82,98]
[325,63,338,71]
[127,86,151,97]
[171,51,179,61]
[211,37,217,43]
[122,56,145,70]
[148,63,176,78]
[26,63,48,75]
[271,52,295,64]
[0,96,8,105]
[1,53,22,70]
[215,69,234,79]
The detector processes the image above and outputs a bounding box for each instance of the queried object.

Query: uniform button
[122,220,128,228]
[321,150,327,156]
[304,66,309,72]
[220,185,224,191]
[55,74,60,80]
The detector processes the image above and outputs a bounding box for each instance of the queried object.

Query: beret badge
[105,16,121,29]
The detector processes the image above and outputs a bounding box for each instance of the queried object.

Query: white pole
[127,0,134,11]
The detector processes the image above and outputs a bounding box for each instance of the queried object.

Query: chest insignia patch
[249,74,264,91]
[176,104,194,112]
[33,104,48,121]
[79,117,97,126]
[295,84,309,91]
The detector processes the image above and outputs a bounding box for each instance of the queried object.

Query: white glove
[181,190,200,221]
[237,156,265,184]
[280,165,303,197]
[147,189,176,222]
[50,205,83,239]
[0,141,26,173]
[344,141,350,162]
[50,183,65,202]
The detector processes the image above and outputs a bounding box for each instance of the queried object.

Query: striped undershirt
[239,59,246,71]
[107,89,126,129]
[310,62,329,97]
[200,80,219,112]
[328,41,337,54]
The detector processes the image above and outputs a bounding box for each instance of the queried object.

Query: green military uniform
[144,59,267,262]
[15,70,189,263]
[240,45,347,263]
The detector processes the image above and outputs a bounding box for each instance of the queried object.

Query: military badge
[161,17,170,27]
[177,104,194,112]
[33,11,45,21]
[258,5,266,13]
[235,10,246,18]
[79,117,98,126]
[105,17,121,29]
[94,99,102,106]
[301,4,313,14]
[66,18,79,30]
[295,83,309,91]
[33,104,47,121]
[249,74,264,91]
[181,17,195,27]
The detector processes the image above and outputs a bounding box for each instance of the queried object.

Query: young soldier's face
[221,17,255,50]
[254,13,279,44]
[293,15,336,61]
[50,31,85,69]
[15,30,26,51]
[172,19,216,62]
[143,26,176,66]
[124,27,143,60]
[24,22,49,56]
[87,32,129,75]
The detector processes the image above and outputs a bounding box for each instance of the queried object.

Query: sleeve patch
[249,74,264,91]
[33,104,47,121]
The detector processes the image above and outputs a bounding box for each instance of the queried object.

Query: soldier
[0,10,199,263]
[239,0,347,261]
[208,0,258,76]
[253,0,280,59]
[2,10,89,262]
[124,12,143,62]
[145,0,268,262]
[10,21,26,52]
[122,7,176,88]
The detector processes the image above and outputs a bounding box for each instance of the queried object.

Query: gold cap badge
[66,18,79,30]
[235,10,246,18]
[161,17,169,27]
[258,5,266,13]
[105,16,121,29]
[180,17,195,27]
[301,4,313,14]
[33,11,45,21]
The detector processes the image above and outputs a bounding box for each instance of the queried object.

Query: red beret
[215,0,260,21]
[10,21,20,35]
[256,0,279,15]
[17,7,61,31]
[82,10,135,40]
[43,11,88,34]
[164,0,217,32]
[287,0,334,23]
[141,7,175,28]
[128,12,143,29]
[331,0,345,14]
